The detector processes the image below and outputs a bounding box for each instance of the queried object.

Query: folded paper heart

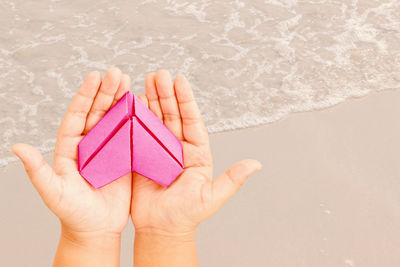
[77,91,183,188]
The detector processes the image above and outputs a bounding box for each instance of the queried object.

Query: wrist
[135,229,196,251]
[135,224,197,236]
[53,225,122,267]
[134,229,199,267]
[60,224,121,252]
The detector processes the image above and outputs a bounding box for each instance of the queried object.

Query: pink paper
[80,119,132,188]
[78,91,183,188]
[78,92,133,171]
[131,117,183,187]
[133,94,183,166]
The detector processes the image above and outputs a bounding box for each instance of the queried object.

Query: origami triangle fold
[80,119,132,188]
[131,117,183,187]
[78,92,183,188]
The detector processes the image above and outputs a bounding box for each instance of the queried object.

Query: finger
[155,70,183,140]
[111,74,131,107]
[138,94,149,108]
[145,72,163,121]
[54,71,101,167]
[58,71,101,138]
[174,76,208,146]
[84,67,122,133]
[210,159,262,209]
[11,143,62,212]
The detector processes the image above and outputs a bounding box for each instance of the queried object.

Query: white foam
[1,0,400,168]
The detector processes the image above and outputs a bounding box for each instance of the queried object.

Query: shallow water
[0,0,399,167]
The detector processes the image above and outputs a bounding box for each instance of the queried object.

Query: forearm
[53,225,121,267]
[134,230,199,267]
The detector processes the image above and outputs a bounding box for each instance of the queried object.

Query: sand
[1,90,400,266]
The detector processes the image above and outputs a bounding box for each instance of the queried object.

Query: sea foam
[1,0,399,167]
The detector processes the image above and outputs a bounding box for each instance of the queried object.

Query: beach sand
[1,89,400,266]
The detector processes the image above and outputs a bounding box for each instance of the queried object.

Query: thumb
[211,159,262,208]
[11,143,61,208]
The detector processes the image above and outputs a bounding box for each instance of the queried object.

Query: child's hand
[12,68,132,247]
[131,70,262,237]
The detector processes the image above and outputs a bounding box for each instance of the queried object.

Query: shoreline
[2,88,399,171]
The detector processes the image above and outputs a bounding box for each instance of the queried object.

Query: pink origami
[77,92,183,188]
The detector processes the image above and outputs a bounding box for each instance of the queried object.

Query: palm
[131,70,250,234]
[132,141,213,233]
[13,68,133,235]
[49,170,131,234]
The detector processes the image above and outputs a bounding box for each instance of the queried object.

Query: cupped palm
[131,70,262,235]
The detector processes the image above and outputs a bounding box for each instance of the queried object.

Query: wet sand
[1,90,400,266]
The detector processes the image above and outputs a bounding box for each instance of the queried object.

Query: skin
[132,70,262,266]
[12,68,132,267]
[11,68,262,267]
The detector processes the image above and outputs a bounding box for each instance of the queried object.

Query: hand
[12,68,132,242]
[131,70,262,236]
